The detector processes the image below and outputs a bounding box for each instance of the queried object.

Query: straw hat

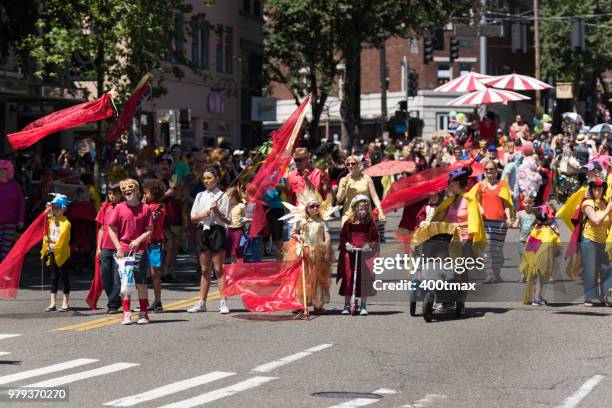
[575,134,587,144]
[293,147,310,159]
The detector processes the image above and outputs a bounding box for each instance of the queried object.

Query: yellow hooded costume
[519,225,561,304]
[434,185,486,246]
[40,215,71,267]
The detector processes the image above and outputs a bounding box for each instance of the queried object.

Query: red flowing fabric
[0,211,47,299]
[7,93,114,150]
[247,97,310,237]
[542,169,554,203]
[382,161,484,214]
[86,248,103,310]
[222,260,304,312]
[106,79,151,142]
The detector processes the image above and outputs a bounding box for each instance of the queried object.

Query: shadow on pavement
[553,311,611,317]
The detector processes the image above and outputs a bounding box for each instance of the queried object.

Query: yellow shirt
[228,203,245,228]
[341,174,371,223]
[581,199,610,243]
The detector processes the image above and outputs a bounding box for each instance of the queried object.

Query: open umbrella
[363,160,416,177]
[481,74,552,91]
[433,72,491,92]
[589,123,612,134]
[446,88,530,106]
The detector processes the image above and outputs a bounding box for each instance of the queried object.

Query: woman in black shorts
[187,168,231,314]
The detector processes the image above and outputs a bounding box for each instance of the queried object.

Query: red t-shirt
[95,203,117,250]
[479,182,506,221]
[108,202,152,252]
[148,202,166,242]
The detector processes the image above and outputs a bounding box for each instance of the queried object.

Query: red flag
[0,211,47,299]
[106,75,152,142]
[7,93,114,150]
[222,260,304,312]
[247,96,310,236]
[86,253,103,310]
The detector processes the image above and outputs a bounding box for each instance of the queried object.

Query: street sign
[556,82,573,99]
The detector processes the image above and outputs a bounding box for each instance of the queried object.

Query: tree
[264,0,341,142]
[0,0,38,64]
[264,0,472,149]
[540,0,612,119]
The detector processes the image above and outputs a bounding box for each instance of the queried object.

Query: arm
[96,226,104,259]
[503,200,512,226]
[366,175,385,221]
[583,203,612,225]
[190,195,211,224]
[108,225,124,258]
[210,199,231,225]
[336,177,348,204]
[129,227,152,251]
[290,222,301,242]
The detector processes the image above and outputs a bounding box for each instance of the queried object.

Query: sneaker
[219,300,230,314]
[359,307,368,316]
[147,302,163,312]
[531,299,546,306]
[121,312,134,325]
[341,305,350,315]
[187,300,206,313]
[137,312,150,324]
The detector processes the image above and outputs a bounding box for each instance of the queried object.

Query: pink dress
[446,196,470,241]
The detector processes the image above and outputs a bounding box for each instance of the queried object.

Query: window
[458,63,473,77]
[224,27,233,74]
[400,62,406,92]
[242,0,251,12]
[200,25,209,67]
[174,14,184,55]
[191,20,209,67]
[191,21,199,62]
[437,63,450,85]
[216,25,224,73]
[253,1,261,16]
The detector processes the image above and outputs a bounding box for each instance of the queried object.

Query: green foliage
[0,0,38,63]
[540,0,612,93]
[18,0,207,102]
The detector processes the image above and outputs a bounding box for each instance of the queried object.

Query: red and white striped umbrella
[481,74,552,91]
[433,72,491,92]
[446,88,530,106]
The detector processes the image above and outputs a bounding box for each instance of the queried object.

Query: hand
[210,200,218,211]
[201,209,211,218]
[116,248,125,259]
[345,242,354,252]
[378,212,386,222]
[506,218,512,228]
[96,248,101,260]
[362,243,371,254]
[128,239,140,250]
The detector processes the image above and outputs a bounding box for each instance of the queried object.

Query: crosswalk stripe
[0,334,21,340]
[251,343,333,373]
[103,371,236,407]
[0,352,11,357]
[156,376,277,408]
[0,358,98,385]
[24,362,139,388]
[326,389,396,408]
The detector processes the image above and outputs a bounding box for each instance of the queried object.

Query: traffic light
[449,37,459,62]
[432,28,444,50]
[408,72,418,97]
[423,38,433,64]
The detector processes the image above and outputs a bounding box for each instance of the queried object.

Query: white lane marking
[156,376,277,408]
[0,334,21,340]
[25,362,139,387]
[0,358,98,385]
[401,394,448,408]
[103,371,236,407]
[0,352,11,357]
[555,375,605,408]
[251,343,333,373]
[326,389,395,408]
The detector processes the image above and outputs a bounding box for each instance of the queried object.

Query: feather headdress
[279,189,340,224]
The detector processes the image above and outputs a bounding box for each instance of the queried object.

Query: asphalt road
[1,212,611,408]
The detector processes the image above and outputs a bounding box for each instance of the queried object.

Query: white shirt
[190,188,231,230]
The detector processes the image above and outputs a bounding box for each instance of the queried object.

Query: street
[1,213,612,408]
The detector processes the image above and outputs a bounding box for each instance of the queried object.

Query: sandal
[45,306,56,312]
[58,306,70,312]
[584,302,594,307]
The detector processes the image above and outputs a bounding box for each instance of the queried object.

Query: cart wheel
[422,292,435,322]
[455,301,465,318]
[409,302,417,316]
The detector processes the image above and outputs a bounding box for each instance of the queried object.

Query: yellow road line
[53,292,220,332]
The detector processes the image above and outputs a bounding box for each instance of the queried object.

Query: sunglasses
[120,184,137,192]
[294,158,305,162]
[485,168,497,172]
[346,162,358,167]
[308,204,320,209]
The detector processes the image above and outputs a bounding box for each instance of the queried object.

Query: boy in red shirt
[108,179,153,325]
[142,179,167,312]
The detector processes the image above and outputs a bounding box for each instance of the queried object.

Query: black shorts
[197,225,227,252]
[267,207,285,242]
[132,251,149,285]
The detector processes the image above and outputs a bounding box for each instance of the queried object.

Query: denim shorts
[147,242,163,268]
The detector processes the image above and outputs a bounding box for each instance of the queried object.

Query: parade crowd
[1,105,612,323]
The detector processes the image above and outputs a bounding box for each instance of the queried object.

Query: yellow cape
[435,187,486,245]
[40,215,71,267]
[607,173,612,200]
[556,185,587,231]
[519,225,561,304]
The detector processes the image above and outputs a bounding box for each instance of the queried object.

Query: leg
[48,255,59,307]
[0,223,17,262]
[198,251,213,302]
[211,251,225,295]
[581,240,597,304]
[60,263,70,308]
[151,268,162,303]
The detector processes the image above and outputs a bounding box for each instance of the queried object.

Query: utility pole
[534,0,541,109]
[379,44,388,135]
[479,0,487,74]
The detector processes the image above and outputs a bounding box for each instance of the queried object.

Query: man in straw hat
[285,147,329,203]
